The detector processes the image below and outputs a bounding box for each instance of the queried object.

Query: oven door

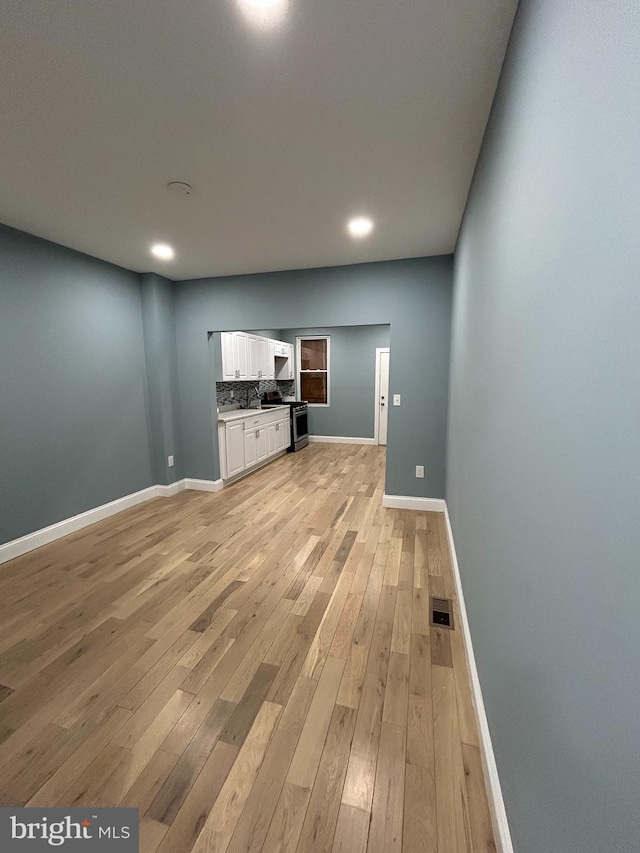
[292,408,309,448]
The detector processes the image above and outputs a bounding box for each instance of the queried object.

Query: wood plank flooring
[0,444,495,852]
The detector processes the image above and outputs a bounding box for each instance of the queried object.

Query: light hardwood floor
[0,444,495,852]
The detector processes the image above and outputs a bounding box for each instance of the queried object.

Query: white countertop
[217,405,289,423]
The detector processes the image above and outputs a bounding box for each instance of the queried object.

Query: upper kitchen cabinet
[275,342,294,380]
[267,339,277,380]
[220,331,249,381]
[217,332,293,382]
[248,335,270,381]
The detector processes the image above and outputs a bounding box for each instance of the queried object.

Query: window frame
[296,335,330,407]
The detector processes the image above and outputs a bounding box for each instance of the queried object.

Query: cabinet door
[286,343,295,380]
[221,332,237,381]
[235,333,249,379]
[244,427,257,467]
[249,336,269,380]
[248,335,262,380]
[258,337,269,379]
[221,332,249,381]
[226,422,246,477]
[266,339,276,380]
[279,418,291,451]
[256,427,268,461]
[267,423,278,456]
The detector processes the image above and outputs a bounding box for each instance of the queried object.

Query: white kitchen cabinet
[266,339,276,380]
[273,419,291,455]
[268,417,290,456]
[275,342,295,382]
[247,335,260,380]
[244,421,268,463]
[267,422,278,456]
[218,407,291,482]
[256,426,268,461]
[220,332,236,381]
[237,334,249,378]
[248,335,269,380]
[286,343,295,379]
[277,418,290,452]
[243,426,257,467]
[221,332,293,382]
[220,331,249,381]
[225,421,246,478]
[267,420,289,456]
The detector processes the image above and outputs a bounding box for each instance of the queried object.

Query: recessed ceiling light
[244,0,282,7]
[151,243,175,261]
[347,216,374,238]
[237,0,287,28]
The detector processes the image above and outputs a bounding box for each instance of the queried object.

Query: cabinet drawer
[243,409,288,429]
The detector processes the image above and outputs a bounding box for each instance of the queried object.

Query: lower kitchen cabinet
[257,425,268,461]
[218,408,290,482]
[244,423,268,467]
[243,427,257,468]
[267,420,289,455]
[279,420,289,452]
[225,421,246,478]
[267,422,278,456]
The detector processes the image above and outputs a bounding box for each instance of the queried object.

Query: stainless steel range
[261,391,309,452]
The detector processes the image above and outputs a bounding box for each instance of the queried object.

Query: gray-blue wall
[0,228,451,545]
[279,325,390,439]
[174,257,452,498]
[141,273,183,484]
[446,1,640,851]
[0,224,154,545]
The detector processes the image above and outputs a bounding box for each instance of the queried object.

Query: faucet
[249,386,261,408]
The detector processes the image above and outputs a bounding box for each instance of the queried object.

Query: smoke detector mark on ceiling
[167,182,193,197]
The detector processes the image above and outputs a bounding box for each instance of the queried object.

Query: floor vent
[430,596,454,629]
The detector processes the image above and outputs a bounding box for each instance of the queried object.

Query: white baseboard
[0,477,224,566]
[155,480,186,497]
[309,435,376,445]
[183,478,223,493]
[0,486,158,565]
[382,493,445,512]
[443,504,514,853]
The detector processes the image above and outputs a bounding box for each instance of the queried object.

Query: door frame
[374,347,390,446]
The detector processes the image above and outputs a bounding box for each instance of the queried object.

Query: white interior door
[376,348,390,446]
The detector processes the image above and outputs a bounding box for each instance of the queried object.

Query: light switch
[393,394,401,406]
[168,455,175,468]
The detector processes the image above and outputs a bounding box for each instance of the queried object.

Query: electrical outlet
[168,455,175,468]
[393,394,401,406]
[230,389,234,398]
[415,465,424,478]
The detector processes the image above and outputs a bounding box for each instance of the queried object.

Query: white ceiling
[0,0,517,280]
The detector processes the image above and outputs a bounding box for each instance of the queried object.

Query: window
[297,336,330,405]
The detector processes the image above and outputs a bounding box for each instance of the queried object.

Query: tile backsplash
[216,379,295,407]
